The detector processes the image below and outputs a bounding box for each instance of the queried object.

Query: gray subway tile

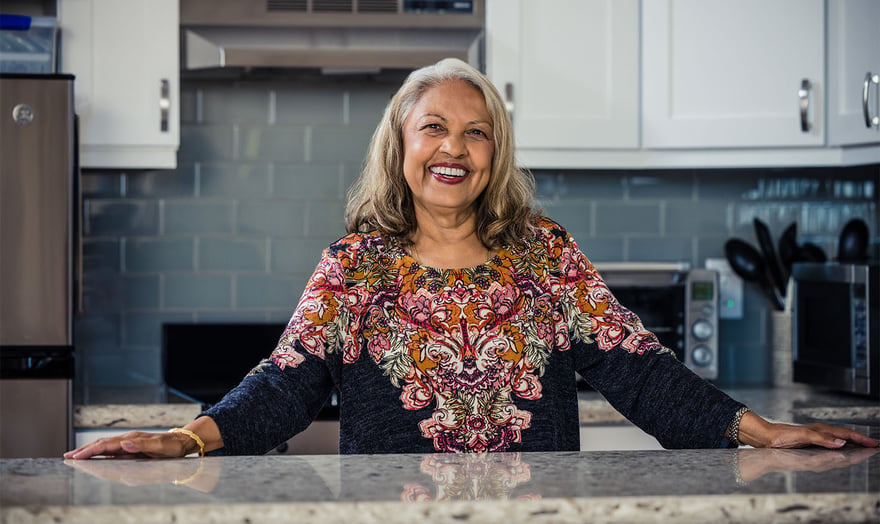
[271,237,333,273]
[163,273,232,309]
[81,271,122,313]
[200,163,271,198]
[125,238,195,272]
[275,87,345,125]
[697,170,762,200]
[542,202,591,241]
[627,236,694,263]
[123,311,194,346]
[532,172,558,200]
[201,85,270,124]
[666,201,731,235]
[80,171,122,198]
[305,200,346,239]
[87,200,159,236]
[577,237,624,262]
[694,236,730,268]
[164,200,234,235]
[237,274,311,309]
[238,201,306,237]
[124,274,160,309]
[273,164,342,199]
[239,126,306,162]
[82,239,121,272]
[346,80,399,124]
[628,172,695,199]
[556,171,627,200]
[75,314,122,350]
[595,202,662,235]
[199,237,267,271]
[126,168,196,198]
[310,125,374,163]
[179,124,236,163]
[82,348,163,386]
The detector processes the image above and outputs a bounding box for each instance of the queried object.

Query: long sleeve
[552,230,744,449]
[202,351,334,455]
[201,249,345,454]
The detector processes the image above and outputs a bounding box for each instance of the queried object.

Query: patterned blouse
[204,218,743,454]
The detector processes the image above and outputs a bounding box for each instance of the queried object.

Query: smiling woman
[65,58,878,460]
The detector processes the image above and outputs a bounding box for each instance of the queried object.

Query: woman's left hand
[738,412,879,448]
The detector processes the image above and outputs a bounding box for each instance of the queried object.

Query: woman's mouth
[429,165,469,184]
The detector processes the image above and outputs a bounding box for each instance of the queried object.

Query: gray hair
[345,58,539,248]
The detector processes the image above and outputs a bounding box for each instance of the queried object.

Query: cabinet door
[486,0,639,150]
[827,0,880,146]
[642,0,824,149]
[59,0,179,169]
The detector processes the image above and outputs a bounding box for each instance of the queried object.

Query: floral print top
[204,218,743,454]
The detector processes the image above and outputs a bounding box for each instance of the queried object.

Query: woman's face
[402,80,495,222]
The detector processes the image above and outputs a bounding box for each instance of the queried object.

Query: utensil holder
[771,311,793,387]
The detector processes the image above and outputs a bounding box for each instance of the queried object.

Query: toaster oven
[594,263,720,380]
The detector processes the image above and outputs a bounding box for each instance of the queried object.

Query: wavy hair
[344,58,539,248]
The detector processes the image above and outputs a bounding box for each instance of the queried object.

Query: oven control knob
[691,345,713,367]
[691,320,714,341]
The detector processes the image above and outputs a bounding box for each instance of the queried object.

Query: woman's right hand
[64,417,223,459]
[63,430,197,459]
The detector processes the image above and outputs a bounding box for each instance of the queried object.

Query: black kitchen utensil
[837,218,870,263]
[777,222,798,280]
[796,242,828,263]
[753,218,787,297]
[724,238,784,311]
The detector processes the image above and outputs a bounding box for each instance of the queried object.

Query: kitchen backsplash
[75,74,879,396]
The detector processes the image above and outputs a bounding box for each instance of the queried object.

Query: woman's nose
[440,134,467,157]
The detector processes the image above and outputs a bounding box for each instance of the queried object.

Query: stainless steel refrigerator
[0,73,76,457]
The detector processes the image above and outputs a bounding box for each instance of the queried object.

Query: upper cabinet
[642,0,825,149]
[485,0,639,150]
[485,0,880,168]
[826,0,880,146]
[58,0,179,169]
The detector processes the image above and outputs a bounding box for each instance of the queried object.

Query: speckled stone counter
[75,386,880,430]
[2,448,878,523]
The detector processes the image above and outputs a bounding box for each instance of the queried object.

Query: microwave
[593,263,719,380]
[792,263,879,399]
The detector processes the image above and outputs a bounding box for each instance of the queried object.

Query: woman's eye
[469,129,489,138]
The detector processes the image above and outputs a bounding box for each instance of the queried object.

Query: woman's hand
[64,417,223,459]
[738,412,879,449]
[63,430,197,459]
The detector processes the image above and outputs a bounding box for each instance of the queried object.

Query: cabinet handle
[863,72,880,129]
[798,79,812,132]
[504,82,514,124]
[159,79,171,133]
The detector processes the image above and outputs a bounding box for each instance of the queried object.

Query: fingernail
[833,439,846,446]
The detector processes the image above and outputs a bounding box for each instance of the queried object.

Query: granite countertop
[3,448,878,523]
[75,385,880,430]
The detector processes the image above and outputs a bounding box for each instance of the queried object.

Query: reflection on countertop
[2,447,878,523]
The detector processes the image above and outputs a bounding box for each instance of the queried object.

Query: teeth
[431,166,467,177]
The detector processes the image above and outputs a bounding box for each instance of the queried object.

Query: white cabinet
[58,0,179,169]
[826,0,880,146]
[642,0,825,149]
[485,0,639,150]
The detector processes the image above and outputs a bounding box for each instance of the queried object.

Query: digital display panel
[691,281,714,301]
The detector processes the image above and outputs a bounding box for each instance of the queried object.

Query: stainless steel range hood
[180,0,485,72]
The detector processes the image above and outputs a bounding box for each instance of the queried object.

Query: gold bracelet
[172,459,205,486]
[168,428,206,457]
